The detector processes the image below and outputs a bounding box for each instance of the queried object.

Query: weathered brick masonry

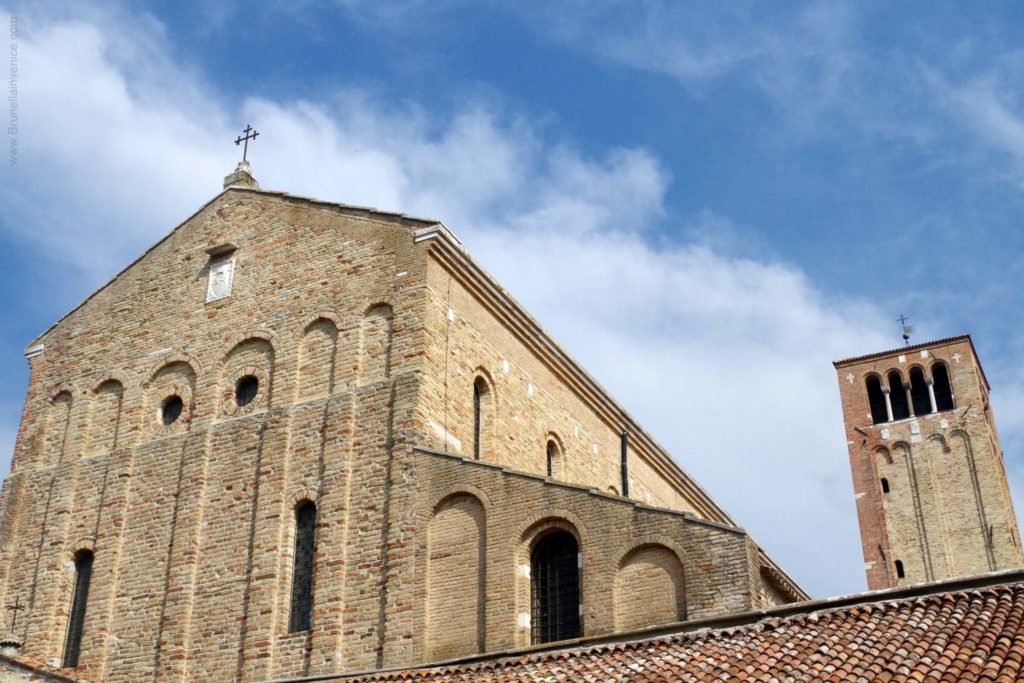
[834,336,1024,590]
[0,177,806,682]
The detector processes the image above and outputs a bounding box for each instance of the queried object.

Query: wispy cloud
[926,65,1024,183]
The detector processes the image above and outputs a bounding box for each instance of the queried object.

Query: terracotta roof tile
[307,579,1024,683]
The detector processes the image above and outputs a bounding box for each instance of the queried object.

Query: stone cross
[847,373,855,384]
[234,124,259,162]
[952,353,961,364]
[5,596,22,631]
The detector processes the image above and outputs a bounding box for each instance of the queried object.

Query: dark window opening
[933,363,954,412]
[887,371,910,420]
[531,531,581,644]
[235,375,259,407]
[63,550,94,668]
[289,501,317,632]
[473,378,489,460]
[161,395,184,426]
[909,367,931,416]
[881,477,890,493]
[546,441,558,478]
[895,560,905,579]
[473,383,481,459]
[866,375,888,424]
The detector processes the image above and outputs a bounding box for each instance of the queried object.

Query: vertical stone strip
[92,444,138,681]
[235,410,290,681]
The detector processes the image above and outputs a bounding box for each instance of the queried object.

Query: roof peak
[223,160,259,190]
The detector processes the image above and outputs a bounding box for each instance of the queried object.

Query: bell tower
[834,334,1024,590]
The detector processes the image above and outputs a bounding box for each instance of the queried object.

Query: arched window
[289,501,317,632]
[63,549,94,668]
[866,375,888,424]
[531,531,581,644]
[881,477,890,493]
[546,439,563,478]
[894,559,905,579]
[909,367,931,416]
[887,371,910,420]
[473,382,482,459]
[472,376,492,460]
[933,362,954,412]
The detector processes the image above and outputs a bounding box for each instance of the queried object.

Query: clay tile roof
[303,572,1024,683]
[0,651,93,682]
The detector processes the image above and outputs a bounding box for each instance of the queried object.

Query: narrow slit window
[909,367,931,416]
[933,362,955,412]
[473,382,482,459]
[881,477,890,493]
[866,375,888,424]
[289,501,317,632]
[63,550,94,668]
[546,440,559,478]
[472,377,491,460]
[894,560,905,579]
[888,371,910,420]
[531,531,581,644]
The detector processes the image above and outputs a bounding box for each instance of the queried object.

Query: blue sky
[3,0,1024,599]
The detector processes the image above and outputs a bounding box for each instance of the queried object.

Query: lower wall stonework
[0,438,782,683]
[406,446,766,664]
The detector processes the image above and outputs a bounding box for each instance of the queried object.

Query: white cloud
[0,426,14,480]
[1,7,232,278]
[926,68,1024,180]
[0,4,916,598]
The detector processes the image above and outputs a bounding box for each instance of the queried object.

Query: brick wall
[407,447,761,660]
[834,336,1024,590]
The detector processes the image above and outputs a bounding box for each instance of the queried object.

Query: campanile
[834,335,1024,589]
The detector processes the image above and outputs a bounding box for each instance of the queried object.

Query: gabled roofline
[412,228,808,601]
[23,187,446,354]
[832,334,989,390]
[414,225,736,524]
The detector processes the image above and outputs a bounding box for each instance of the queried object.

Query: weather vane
[897,314,914,346]
[234,124,259,162]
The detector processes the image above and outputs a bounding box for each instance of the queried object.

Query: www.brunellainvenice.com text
[9,14,17,166]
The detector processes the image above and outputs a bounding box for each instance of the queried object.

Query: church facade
[0,166,805,682]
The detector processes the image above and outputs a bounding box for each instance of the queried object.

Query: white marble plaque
[206,258,234,302]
